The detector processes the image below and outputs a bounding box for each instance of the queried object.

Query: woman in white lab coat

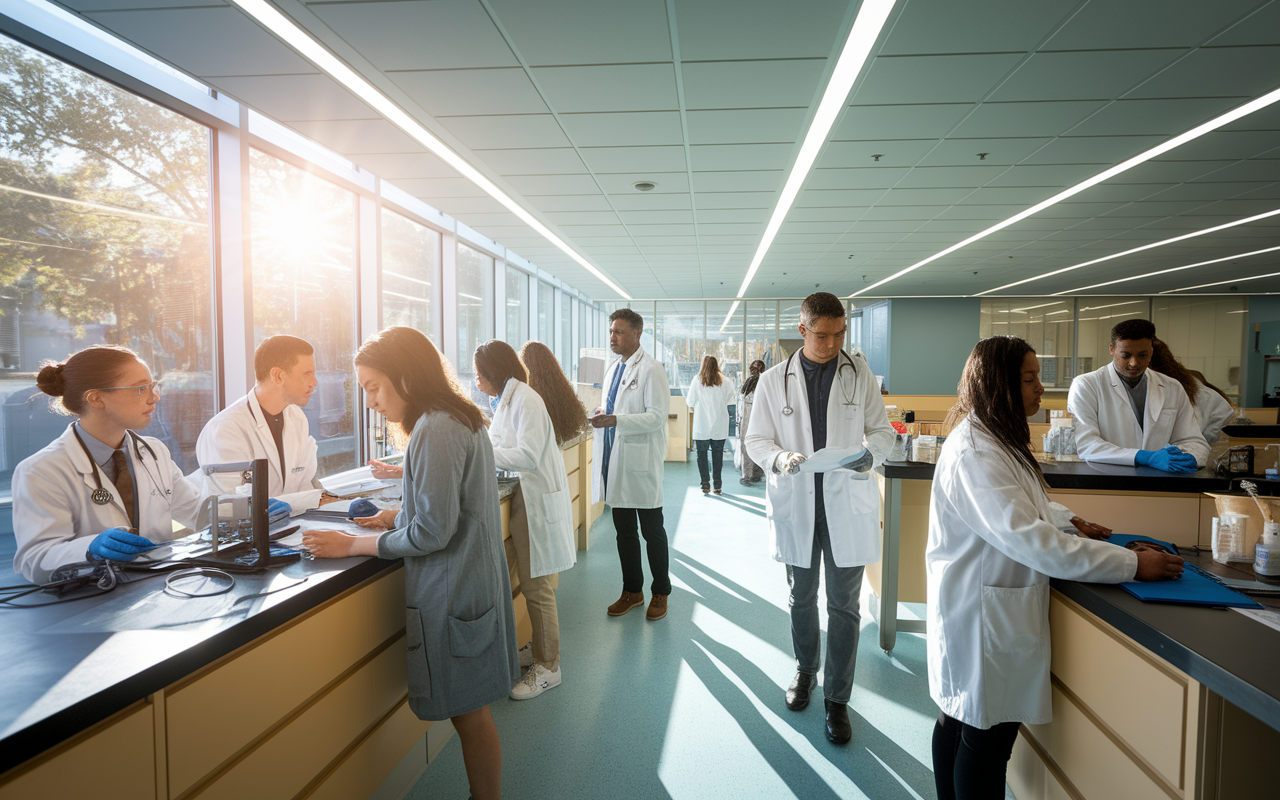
[1149,338,1236,448]
[475,340,577,700]
[927,336,1184,800]
[685,355,736,494]
[12,345,202,584]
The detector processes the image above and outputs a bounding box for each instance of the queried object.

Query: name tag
[291,466,305,473]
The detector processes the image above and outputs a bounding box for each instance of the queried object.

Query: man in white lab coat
[195,335,325,512]
[1067,319,1209,472]
[745,292,894,746]
[591,308,672,622]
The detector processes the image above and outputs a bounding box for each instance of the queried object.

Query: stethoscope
[781,349,860,416]
[71,424,168,506]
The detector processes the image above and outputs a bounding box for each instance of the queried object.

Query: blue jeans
[695,439,725,489]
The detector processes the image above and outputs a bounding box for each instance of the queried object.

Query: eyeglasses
[93,381,163,398]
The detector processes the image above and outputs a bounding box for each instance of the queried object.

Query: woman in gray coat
[303,326,518,800]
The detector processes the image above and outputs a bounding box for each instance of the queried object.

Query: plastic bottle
[1255,522,1280,583]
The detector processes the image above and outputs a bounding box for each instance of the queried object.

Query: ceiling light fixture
[228,0,631,299]
[1054,243,1280,295]
[720,0,899,331]
[850,84,1280,298]
[1161,270,1280,294]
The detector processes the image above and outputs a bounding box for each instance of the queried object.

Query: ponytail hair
[36,345,141,417]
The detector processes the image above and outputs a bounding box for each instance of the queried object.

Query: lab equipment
[200,458,300,568]
[1215,512,1251,563]
[88,528,158,561]
[779,349,860,416]
[71,425,170,506]
[1255,522,1280,582]
[1226,445,1255,475]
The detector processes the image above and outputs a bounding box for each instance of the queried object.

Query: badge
[91,487,111,505]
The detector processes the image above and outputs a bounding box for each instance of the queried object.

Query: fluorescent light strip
[229,0,630,300]
[980,208,1280,295]
[720,0,899,331]
[851,85,1280,297]
[1161,270,1280,294]
[1055,244,1280,295]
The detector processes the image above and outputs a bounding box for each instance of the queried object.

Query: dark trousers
[932,712,1021,800]
[694,439,725,489]
[613,507,671,595]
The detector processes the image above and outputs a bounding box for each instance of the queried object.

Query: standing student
[685,355,736,495]
[737,359,767,485]
[12,345,203,584]
[1149,338,1235,448]
[302,327,517,800]
[744,292,894,745]
[474,339,576,700]
[195,335,326,514]
[1067,318,1209,472]
[590,308,672,622]
[928,336,1183,800]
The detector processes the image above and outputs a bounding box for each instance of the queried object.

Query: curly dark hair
[519,341,590,445]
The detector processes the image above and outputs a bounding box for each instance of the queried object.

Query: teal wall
[886,298,982,395]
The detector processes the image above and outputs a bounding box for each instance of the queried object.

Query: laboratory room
[5,2,1280,800]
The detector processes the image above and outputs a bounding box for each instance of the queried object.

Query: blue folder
[1105,534,1263,609]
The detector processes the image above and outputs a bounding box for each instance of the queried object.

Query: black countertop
[879,459,1236,493]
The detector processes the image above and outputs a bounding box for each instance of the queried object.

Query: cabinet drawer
[562,445,580,473]
[303,699,429,800]
[0,703,154,799]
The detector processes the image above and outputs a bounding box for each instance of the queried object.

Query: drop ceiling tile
[1107,160,1229,184]
[836,104,975,141]
[532,64,678,113]
[1209,3,1280,46]
[65,0,215,7]
[617,209,695,224]
[486,0,671,65]
[86,7,315,76]
[689,143,797,172]
[505,174,603,194]
[677,0,847,60]
[695,192,776,209]
[687,109,808,145]
[1171,131,1280,162]
[1190,160,1280,183]
[699,244,755,254]
[789,207,871,221]
[951,101,1106,138]
[639,245,699,255]
[699,208,770,223]
[543,211,621,226]
[389,177,490,198]
[287,119,422,154]
[797,189,890,207]
[610,193,693,211]
[581,245,641,255]
[697,223,764,235]
[817,140,937,168]
[937,204,1027,219]
[310,0,517,71]
[559,224,631,237]
[567,235,634,247]
[1103,200,1215,217]
[428,196,511,213]
[1044,0,1263,50]
[1067,98,1244,137]
[692,171,784,193]
[781,221,857,235]
[698,235,759,245]
[985,163,1102,187]
[633,236,699,246]
[440,115,571,149]
[858,206,951,220]
[855,54,1024,105]
[990,50,1182,104]
[1019,135,1166,165]
[353,152,461,179]
[579,146,688,173]
[526,194,613,212]
[895,165,1009,189]
[918,138,1053,167]
[209,74,372,121]
[682,59,827,110]
[806,168,908,190]
[1129,46,1280,100]
[448,211,524,227]
[558,112,684,147]
[626,224,697,236]
[478,148,588,175]
[594,173,689,194]
[392,68,547,116]
[879,187,976,205]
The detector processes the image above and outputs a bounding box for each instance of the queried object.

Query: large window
[456,243,494,399]
[250,149,356,474]
[1153,296,1246,403]
[706,301,744,389]
[537,281,554,350]
[381,208,440,340]
[0,35,214,536]
[560,290,572,379]
[654,301,706,391]
[745,301,779,371]
[505,266,528,349]
[980,298,1077,389]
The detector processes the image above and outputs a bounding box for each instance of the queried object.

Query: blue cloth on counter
[1105,534,1262,609]
[348,498,379,520]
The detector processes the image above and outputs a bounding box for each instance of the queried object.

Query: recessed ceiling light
[633,181,657,192]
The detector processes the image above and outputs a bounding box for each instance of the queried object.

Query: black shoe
[713,486,722,495]
[785,671,817,711]
[701,484,710,494]
[825,699,851,745]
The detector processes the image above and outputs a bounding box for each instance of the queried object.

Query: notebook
[1105,534,1263,609]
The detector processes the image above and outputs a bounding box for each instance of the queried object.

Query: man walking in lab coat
[591,308,673,622]
[195,335,325,512]
[1067,318,1209,472]
[745,292,894,745]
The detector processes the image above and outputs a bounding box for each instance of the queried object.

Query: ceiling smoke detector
[633,181,657,192]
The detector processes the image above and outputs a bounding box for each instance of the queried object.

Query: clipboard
[1106,534,1263,609]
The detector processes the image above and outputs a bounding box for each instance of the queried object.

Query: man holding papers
[744,292,894,745]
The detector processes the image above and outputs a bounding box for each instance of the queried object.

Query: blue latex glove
[1135,446,1198,473]
[348,498,379,520]
[267,498,291,522]
[87,528,157,561]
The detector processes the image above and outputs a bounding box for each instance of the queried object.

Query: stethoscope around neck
[71,424,165,506]
[781,349,860,416]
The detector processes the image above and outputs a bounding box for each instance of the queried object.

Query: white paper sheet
[798,446,870,476]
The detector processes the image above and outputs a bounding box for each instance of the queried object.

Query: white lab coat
[1067,364,1210,467]
[193,390,322,514]
[11,424,204,584]
[685,378,736,441]
[1193,379,1235,447]
[744,350,894,568]
[927,417,1138,728]
[591,346,670,509]
[489,378,576,578]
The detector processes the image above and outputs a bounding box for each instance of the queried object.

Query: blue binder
[1105,534,1263,609]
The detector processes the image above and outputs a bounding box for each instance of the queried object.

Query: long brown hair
[519,340,589,445]
[1149,338,1200,406]
[36,345,142,416]
[355,327,485,439]
[474,340,528,391]
[697,355,723,387]
[946,336,1041,480]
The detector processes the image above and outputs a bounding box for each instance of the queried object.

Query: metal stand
[877,473,926,654]
[200,458,300,568]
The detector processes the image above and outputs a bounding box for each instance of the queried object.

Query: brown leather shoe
[646,593,669,621]
[608,590,645,616]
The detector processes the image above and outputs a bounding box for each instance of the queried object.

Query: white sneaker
[510,663,561,700]
[517,641,534,668]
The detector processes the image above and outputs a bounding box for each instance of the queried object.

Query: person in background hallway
[590,308,672,622]
[1067,318,1210,472]
[928,335,1183,800]
[1148,338,1236,448]
[13,345,203,584]
[744,292,894,746]
[738,359,767,485]
[685,355,735,495]
[302,327,517,800]
[474,339,577,700]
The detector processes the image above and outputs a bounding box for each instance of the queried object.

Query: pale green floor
[406,455,944,800]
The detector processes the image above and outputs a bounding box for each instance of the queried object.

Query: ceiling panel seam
[662,0,702,297]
